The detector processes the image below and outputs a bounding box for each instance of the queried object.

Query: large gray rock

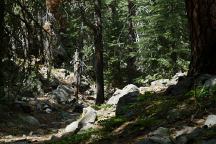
[204,115,216,128]
[175,126,196,138]
[203,76,216,95]
[175,128,202,144]
[116,92,139,116]
[166,77,193,96]
[64,107,97,134]
[139,87,153,94]
[107,84,139,105]
[19,115,40,127]
[151,79,170,87]
[172,72,187,81]
[149,136,172,144]
[148,127,172,144]
[51,85,75,104]
[80,106,97,126]
[150,127,169,136]
[111,85,139,117]
[64,121,80,133]
[137,127,172,144]
[203,76,216,87]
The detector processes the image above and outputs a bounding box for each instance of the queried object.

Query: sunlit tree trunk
[186,0,216,76]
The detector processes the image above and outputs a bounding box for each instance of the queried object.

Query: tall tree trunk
[94,0,104,104]
[127,0,136,83]
[78,0,104,104]
[186,0,216,76]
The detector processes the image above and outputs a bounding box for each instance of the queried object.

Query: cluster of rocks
[105,72,186,117]
[50,85,76,104]
[5,71,216,143]
[167,73,216,96]
[140,72,187,95]
[45,68,93,105]
[51,106,97,140]
[65,107,97,133]
[59,84,142,136]
[103,73,216,144]
[137,115,216,144]
[51,83,143,139]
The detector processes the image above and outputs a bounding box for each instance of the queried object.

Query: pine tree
[186,0,216,75]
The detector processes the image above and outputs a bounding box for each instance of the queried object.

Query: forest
[1,0,216,144]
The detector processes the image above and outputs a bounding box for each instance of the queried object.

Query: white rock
[80,107,97,125]
[148,127,172,144]
[45,108,52,113]
[107,84,139,105]
[204,115,216,128]
[204,76,216,88]
[139,87,153,94]
[175,126,196,138]
[172,71,187,80]
[151,79,170,87]
[79,123,95,132]
[64,121,79,133]
[64,107,97,134]
[113,88,122,96]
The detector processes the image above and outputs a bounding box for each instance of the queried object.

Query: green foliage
[48,129,96,144]
[185,85,216,106]
[186,87,210,99]
[137,92,155,101]
[136,0,190,78]
[99,117,127,131]
[1,0,190,102]
[133,117,161,129]
[92,104,113,110]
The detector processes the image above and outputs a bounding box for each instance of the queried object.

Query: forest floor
[1,69,216,144]
[0,96,81,143]
[50,92,216,144]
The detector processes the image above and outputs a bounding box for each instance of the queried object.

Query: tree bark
[78,0,104,104]
[186,0,216,76]
[94,0,104,104]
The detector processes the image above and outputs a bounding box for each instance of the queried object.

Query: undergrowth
[51,89,216,144]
